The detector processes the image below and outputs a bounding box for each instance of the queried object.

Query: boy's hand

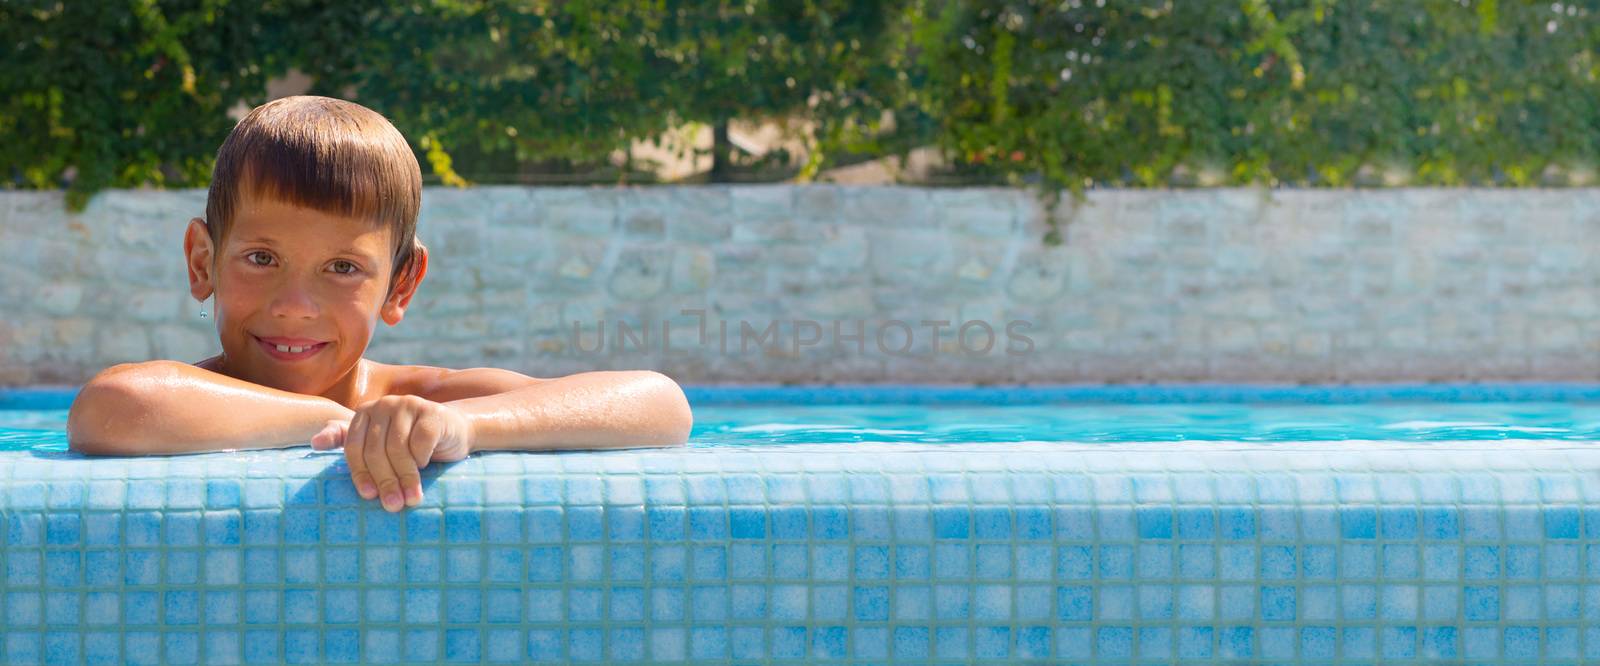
[311,395,474,511]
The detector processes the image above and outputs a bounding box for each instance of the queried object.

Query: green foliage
[6,0,1600,243]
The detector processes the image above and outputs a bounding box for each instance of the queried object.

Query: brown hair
[204,95,422,283]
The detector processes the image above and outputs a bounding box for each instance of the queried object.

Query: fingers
[344,411,375,500]
[311,420,347,450]
[385,405,424,508]
[362,408,403,512]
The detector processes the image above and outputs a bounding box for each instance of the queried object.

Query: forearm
[68,360,355,455]
[450,370,693,451]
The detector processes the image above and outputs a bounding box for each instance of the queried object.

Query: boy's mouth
[253,334,329,361]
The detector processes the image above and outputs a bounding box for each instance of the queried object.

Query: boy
[67,96,693,512]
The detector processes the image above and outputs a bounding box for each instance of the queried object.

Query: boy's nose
[269,284,320,319]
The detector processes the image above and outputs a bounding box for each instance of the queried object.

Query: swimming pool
[4,384,1600,663]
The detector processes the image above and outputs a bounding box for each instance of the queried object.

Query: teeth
[273,344,310,353]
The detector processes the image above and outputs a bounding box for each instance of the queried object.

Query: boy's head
[184,95,428,396]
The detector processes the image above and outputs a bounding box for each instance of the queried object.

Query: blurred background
[4,1,1600,385]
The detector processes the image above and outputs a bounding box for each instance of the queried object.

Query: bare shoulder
[387,364,547,403]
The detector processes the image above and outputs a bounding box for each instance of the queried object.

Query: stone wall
[1,186,1596,385]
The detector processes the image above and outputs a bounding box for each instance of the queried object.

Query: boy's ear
[381,240,428,326]
[182,218,215,301]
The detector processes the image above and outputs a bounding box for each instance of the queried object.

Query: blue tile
[244,629,279,662]
[813,626,847,660]
[1178,626,1213,659]
[935,626,968,659]
[405,509,441,543]
[204,633,239,665]
[1219,586,1255,620]
[164,590,199,625]
[85,632,120,663]
[325,511,358,544]
[1139,625,1172,659]
[854,586,889,620]
[976,543,1011,578]
[1218,507,1255,539]
[973,506,1012,538]
[366,593,414,633]
[1100,544,1133,578]
[44,551,78,587]
[405,629,439,663]
[1261,546,1296,579]
[1178,544,1214,578]
[1261,586,1296,620]
[126,632,160,665]
[855,545,889,580]
[933,507,969,539]
[1059,586,1092,620]
[326,589,359,624]
[1505,626,1540,660]
[396,590,442,629]
[893,627,929,660]
[1218,626,1252,659]
[284,589,318,624]
[44,513,79,545]
[366,511,401,543]
[646,507,684,540]
[446,548,482,582]
[854,626,888,660]
[83,513,119,546]
[325,629,359,663]
[610,587,645,621]
[1098,626,1134,659]
[1422,507,1460,539]
[774,544,808,578]
[688,507,728,540]
[727,507,766,539]
[692,545,726,580]
[770,584,807,620]
[1383,544,1419,578]
[1381,626,1416,660]
[363,629,400,663]
[525,589,560,622]
[486,547,521,583]
[363,548,400,584]
[1343,585,1377,619]
[650,546,685,582]
[406,549,440,583]
[800,544,838,581]
[1380,507,1418,539]
[1058,545,1092,579]
[1138,586,1172,620]
[770,626,805,659]
[126,512,161,546]
[284,550,317,584]
[204,591,238,625]
[568,587,603,621]
[527,547,562,582]
[691,586,727,621]
[444,509,481,542]
[323,548,358,583]
[688,627,726,661]
[929,543,966,580]
[43,632,77,664]
[813,506,849,539]
[1506,545,1540,578]
[731,585,766,620]
[44,592,77,625]
[728,543,765,579]
[606,506,643,541]
[484,589,519,624]
[1548,507,1581,539]
[282,509,318,544]
[650,588,684,621]
[124,551,159,585]
[1137,507,1173,538]
[240,509,278,547]
[1341,507,1377,538]
[446,589,481,623]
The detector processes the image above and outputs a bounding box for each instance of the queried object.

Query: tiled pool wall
[5,187,1600,386]
[6,436,1600,664]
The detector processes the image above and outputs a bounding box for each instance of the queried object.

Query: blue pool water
[9,396,1600,451]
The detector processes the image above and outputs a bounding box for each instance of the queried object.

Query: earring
[199,295,209,319]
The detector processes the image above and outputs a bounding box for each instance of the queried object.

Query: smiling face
[185,191,426,400]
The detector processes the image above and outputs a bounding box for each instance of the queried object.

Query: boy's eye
[247,251,273,266]
[332,260,358,275]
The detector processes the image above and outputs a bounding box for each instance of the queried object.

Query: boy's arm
[68,360,355,456]
[439,369,694,451]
